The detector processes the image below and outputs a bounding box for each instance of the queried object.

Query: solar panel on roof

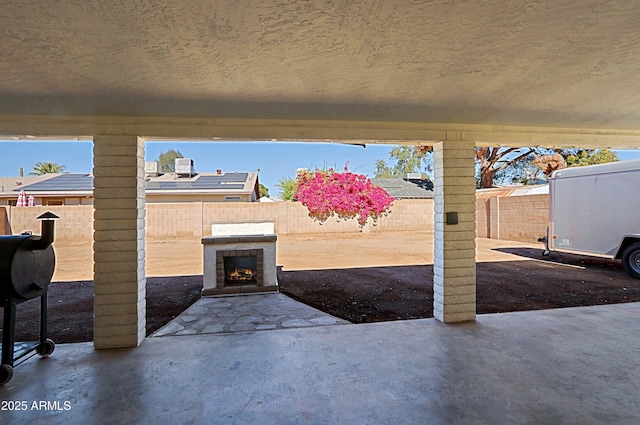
[16,174,94,191]
[218,184,245,190]
[159,182,177,189]
[221,173,248,183]
[194,176,223,184]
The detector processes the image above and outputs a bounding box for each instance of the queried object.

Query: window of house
[224,196,242,201]
[44,199,64,206]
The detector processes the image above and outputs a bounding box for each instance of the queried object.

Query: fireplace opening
[215,248,265,288]
[224,255,258,285]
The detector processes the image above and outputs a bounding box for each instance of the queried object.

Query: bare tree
[475,147,534,188]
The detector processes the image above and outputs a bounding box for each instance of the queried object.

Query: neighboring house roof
[0,174,58,193]
[0,172,259,198]
[370,178,434,199]
[144,171,258,196]
[476,184,549,198]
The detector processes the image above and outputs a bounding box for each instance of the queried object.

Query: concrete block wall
[0,195,549,244]
[147,202,202,240]
[475,198,491,238]
[281,201,363,234]
[8,205,94,242]
[200,199,433,239]
[6,196,547,244]
[497,194,548,242]
[368,199,434,232]
[475,194,549,243]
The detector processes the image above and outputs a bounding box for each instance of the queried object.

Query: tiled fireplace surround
[201,222,278,296]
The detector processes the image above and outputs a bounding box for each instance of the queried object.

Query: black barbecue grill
[0,212,59,384]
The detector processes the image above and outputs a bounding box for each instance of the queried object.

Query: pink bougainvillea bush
[293,165,394,228]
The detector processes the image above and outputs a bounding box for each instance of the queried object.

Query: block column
[433,140,476,322]
[93,135,146,349]
[489,196,500,239]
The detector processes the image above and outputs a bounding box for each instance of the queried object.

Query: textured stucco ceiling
[1,0,640,142]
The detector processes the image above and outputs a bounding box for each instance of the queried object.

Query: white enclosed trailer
[544,159,640,278]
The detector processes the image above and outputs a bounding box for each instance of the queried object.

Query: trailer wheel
[36,339,55,358]
[0,364,13,385]
[622,242,640,279]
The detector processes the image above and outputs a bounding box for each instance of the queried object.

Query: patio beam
[433,139,476,323]
[2,114,640,149]
[93,135,146,349]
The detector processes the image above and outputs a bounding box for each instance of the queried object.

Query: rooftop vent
[145,161,160,177]
[403,173,423,180]
[175,158,196,178]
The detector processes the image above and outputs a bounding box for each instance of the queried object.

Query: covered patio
[1,1,640,422]
[2,0,640,350]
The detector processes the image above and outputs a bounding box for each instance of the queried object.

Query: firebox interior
[224,255,258,285]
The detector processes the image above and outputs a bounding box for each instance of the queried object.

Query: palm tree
[30,161,66,175]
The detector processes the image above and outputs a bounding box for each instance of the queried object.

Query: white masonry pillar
[433,140,476,322]
[93,135,146,349]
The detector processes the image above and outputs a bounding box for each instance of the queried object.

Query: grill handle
[30,212,59,251]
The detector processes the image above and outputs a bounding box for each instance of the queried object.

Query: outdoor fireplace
[201,222,277,296]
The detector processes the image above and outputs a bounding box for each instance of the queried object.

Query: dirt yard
[6,231,640,343]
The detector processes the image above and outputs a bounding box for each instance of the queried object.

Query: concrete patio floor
[1,302,640,425]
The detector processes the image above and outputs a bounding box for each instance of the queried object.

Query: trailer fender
[614,236,640,260]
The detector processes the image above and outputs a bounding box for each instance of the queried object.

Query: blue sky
[1,140,640,197]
